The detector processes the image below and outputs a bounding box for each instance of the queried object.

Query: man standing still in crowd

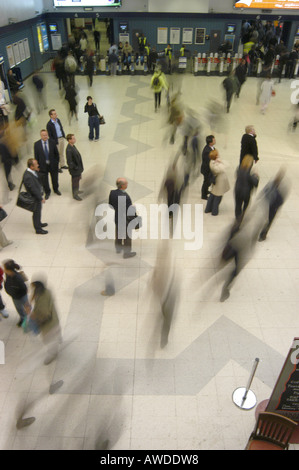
[22,158,48,234]
[66,134,84,201]
[34,130,61,200]
[109,177,136,258]
[201,135,216,200]
[46,109,68,173]
[240,125,258,165]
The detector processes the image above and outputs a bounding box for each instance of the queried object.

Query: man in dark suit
[34,129,61,199]
[201,135,215,200]
[22,158,48,234]
[46,109,67,172]
[240,125,258,165]
[109,177,136,258]
[65,134,84,201]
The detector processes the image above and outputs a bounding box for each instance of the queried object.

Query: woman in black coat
[3,259,29,326]
[234,155,259,222]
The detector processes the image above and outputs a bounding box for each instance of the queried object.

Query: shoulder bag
[16,179,37,212]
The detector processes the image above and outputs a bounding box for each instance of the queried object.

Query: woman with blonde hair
[205,149,230,216]
[234,154,259,222]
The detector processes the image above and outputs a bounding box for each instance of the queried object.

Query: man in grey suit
[23,158,48,234]
[65,134,84,201]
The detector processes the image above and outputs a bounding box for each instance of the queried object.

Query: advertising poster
[266,338,299,422]
[235,0,299,9]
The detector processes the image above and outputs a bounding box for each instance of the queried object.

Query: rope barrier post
[232,358,259,410]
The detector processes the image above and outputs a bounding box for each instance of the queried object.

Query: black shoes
[36,229,48,234]
[41,223,48,227]
[123,252,136,259]
[73,195,82,201]
[8,182,15,191]
[55,190,62,195]
[220,287,230,302]
[61,166,68,170]
[45,192,51,200]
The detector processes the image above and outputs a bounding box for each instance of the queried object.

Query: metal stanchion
[194,54,199,76]
[219,54,224,76]
[202,53,207,75]
[144,55,148,75]
[207,53,213,76]
[232,358,259,410]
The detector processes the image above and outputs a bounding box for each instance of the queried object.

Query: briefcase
[16,181,37,212]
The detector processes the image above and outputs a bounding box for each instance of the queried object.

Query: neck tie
[44,141,49,163]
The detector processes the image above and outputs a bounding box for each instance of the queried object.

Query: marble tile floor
[0,69,299,450]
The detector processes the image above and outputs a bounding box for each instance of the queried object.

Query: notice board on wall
[157,27,168,44]
[266,338,299,422]
[195,28,206,45]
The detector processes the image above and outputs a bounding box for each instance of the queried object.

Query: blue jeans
[13,295,28,321]
[205,194,222,216]
[88,115,100,140]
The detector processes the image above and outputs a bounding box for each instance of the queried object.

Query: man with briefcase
[21,158,48,234]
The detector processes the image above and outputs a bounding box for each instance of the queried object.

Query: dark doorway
[281,21,292,49]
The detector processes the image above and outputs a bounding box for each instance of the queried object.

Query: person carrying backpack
[150,68,168,112]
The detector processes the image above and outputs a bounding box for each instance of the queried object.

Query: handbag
[99,116,106,125]
[16,180,37,212]
[127,214,142,230]
[0,208,7,222]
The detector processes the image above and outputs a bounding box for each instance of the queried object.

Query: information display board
[53,0,121,6]
[266,338,299,422]
[235,0,299,8]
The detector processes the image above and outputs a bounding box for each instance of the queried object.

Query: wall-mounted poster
[182,28,193,45]
[6,45,15,68]
[37,25,44,53]
[41,23,49,51]
[18,40,26,62]
[157,27,168,45]
[224,34,235,50]
[23,38,30,59]
[51,34,62,51]
[119,33,130,45]
[13,43,21,65]
[195,28,206,45]
[170,27,180,45]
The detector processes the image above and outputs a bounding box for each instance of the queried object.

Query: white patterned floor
[0,69,299,450]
